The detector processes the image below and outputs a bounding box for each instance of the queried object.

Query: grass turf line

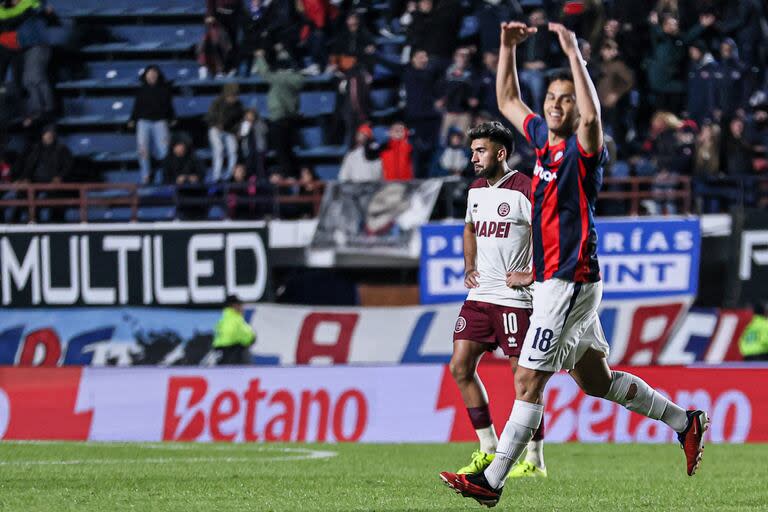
[0,442,764,511]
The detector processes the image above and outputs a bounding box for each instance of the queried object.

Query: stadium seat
[83,60,198,82]
[62,133,136,156]
[370,89,397,110]
[314,164,341,181]
[299,91,336,117]
[137,206,176,221]
[103,169,140,183]
[459,16,479,39]
[109,25,205,45]
[60,97,134,125]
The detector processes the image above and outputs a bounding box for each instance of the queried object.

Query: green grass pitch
[0,442,764,511]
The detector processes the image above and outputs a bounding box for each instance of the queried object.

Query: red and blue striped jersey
[523,113,606,283]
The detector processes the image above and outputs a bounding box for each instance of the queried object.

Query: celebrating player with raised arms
[448,121,546,480]
[440,21,709,508]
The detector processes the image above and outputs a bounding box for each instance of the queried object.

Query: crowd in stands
[1,0,768,221]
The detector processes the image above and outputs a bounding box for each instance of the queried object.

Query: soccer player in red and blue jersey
[440,21,709,507]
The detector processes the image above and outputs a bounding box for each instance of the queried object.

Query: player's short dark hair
[467,121,515,155]
[546,68,574,88]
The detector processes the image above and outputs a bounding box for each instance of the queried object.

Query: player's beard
[476,160,503,181]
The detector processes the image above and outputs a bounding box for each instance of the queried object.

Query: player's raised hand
[464,269,480,289]
[500,21,537,49]
[505,270,534,288]
[548,22,578,58]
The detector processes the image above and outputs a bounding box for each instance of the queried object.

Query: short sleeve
[523,114,548,150]
[465,192,473,223]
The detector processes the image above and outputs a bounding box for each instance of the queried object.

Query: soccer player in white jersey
[440,22,708,507]
[448,121,547,479]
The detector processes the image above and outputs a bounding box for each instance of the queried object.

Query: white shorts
[519,278,610,373]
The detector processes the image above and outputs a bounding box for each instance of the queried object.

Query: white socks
[605,371,689,432]
[524,439,544,468]
[476,425,498,454]
[484,400,543,489]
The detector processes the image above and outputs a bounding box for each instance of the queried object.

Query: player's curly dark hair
[467,121,515,155]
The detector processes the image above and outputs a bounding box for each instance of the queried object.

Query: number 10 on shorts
[503,312,518,347]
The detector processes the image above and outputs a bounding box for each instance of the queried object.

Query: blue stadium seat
[300,126,324,148]
[459,16,479,39]
[370,89,397,110]
[314,164,340,181]
[299,91,336,117]
[103,169,140,183]
[138,206,176,221]
[84,60,197,81]
[207,205,226,220]
[60,97,134,125]
[84,207,134,222]
[62,133,136,156]
[373,125,389,143]
[109,25,205,45]
[175,94,268,118]
[82,41,194,56]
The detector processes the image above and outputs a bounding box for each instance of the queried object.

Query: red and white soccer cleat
[439,470,502,508]
[677,410,709,476]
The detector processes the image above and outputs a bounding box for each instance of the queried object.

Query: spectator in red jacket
[381,121,414,181]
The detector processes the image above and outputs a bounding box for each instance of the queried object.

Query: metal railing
[0,180,326,223]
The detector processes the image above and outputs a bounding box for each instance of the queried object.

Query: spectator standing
[13,124,73,222]
[399,49,440,178]
[338,123,382,182]
[474,0,523,55]
[724,116,754,176]
[207,82,244,181]
[646,12,714,113]
[717,39,750,120]
[212,295,256,365]
[717,0,763,70]
[435,47,478,144]
[405,0,462,72]
[380,121,413,181]
[0,0,55,124]
[129,65,175,185]
[686,41,719,125]
[327,12,376,145]
[239,108,268,181]
[205,0,244,74]
[430,126,470,178]
[253,48,305,179]
[517,9,551,113]
[476,51,501,120]
[597,40,635,146]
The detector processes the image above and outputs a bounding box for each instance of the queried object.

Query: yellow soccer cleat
[456,450,495,475]
[507,460,548,479]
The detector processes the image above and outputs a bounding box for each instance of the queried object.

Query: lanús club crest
[497,202,510,217]
[454,316,467,333]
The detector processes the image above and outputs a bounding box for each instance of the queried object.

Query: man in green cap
[213,295,256,365]
[740,303,768,361]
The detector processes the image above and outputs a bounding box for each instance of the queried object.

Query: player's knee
[449,358,473,384]
[514,369,544,403]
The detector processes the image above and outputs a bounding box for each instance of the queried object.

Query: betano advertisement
[0,301,751,367]
[0,365,763,443]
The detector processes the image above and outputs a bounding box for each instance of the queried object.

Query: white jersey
[465,170,533,308]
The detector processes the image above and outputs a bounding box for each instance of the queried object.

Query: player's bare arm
[549,22,603,154]
[497,22,537,134]
[463,222,480,288]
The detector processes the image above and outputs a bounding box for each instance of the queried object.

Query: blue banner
[420,217,701,304]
